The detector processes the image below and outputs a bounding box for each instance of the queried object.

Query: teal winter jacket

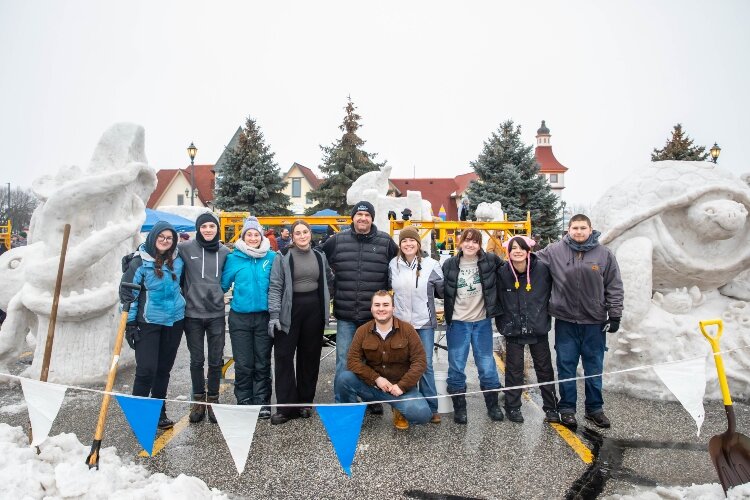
[221,242,276,313]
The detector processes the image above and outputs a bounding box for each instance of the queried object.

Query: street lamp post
[5,183,9,223]
[560,200,567,237]
[710,142,721,164]
[187,142,198,206]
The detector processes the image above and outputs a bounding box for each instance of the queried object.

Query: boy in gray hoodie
[179,212,230,423]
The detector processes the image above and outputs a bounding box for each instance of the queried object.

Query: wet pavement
[0,330,747,500]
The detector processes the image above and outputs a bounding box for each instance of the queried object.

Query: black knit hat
[351,201,375,218]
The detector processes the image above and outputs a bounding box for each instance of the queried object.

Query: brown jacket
[346,318,426,392]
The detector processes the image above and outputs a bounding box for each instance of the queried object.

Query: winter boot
[451,395,468,425]
[483,391,504,421]
[158,405,174,430]
[189,393,206,423]
[206,394,219,423]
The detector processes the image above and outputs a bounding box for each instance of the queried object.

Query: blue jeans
[334,320,359,403]
[417,328,438,413]
[336,370,432,424]
[446,318,501,392]
[554,319,606,415]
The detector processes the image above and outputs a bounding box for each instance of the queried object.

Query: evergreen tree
[213,116,291,215]
[306,98,385,215]
[466,120,561,246]
[651,123,708,161]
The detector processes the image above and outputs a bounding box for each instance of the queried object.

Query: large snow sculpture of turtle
[591,160,750,400]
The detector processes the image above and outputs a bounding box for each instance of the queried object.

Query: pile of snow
[0,424,227,499]
[605,482,750,499]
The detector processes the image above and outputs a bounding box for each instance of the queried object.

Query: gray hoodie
[178,239,230,318]
[536,238,623,324]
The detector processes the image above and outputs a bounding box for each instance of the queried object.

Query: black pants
[132,320,184,402]
[504,339,558,412]
[184,316,226,396]
[228,310,272,405]
[274,291,323,417]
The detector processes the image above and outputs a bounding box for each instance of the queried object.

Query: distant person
[120,221,185,430]
[179,212,229,424]
[497,236,559,424]
[222,216,276,419]
[441,228,505,424]
[322,201,398,408]
[268,220,334,425]
[265,228,279,252]
[459,199,470,222]
[277,227,292,255]
[389,226,444,423]
[337,291,431,429]
[537,214,623,429]
[179,232,190,242]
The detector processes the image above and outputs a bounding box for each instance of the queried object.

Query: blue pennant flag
[317,404,366,476]
[115,395,163,456]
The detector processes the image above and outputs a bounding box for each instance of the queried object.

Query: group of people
[120,201,623,432]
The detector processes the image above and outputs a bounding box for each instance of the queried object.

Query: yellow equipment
[0,220,10,250]
[219,212,352,244]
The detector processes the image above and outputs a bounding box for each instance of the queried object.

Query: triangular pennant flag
[317,404,366,476]
[115,395,163,455]
[20,378,67,447]
[653,356,707,436]
[212,404,261,474]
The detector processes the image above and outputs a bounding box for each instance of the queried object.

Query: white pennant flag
[653,356,706,436]
[20,378,68,447]
[212,404,261,474]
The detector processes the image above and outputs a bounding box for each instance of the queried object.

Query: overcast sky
[1,0,748,205]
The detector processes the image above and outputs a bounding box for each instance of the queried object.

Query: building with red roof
[146,164,215,209]
[390,173,477,220]
[534,120,568,195]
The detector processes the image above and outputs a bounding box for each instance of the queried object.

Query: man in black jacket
[322,201,398,403]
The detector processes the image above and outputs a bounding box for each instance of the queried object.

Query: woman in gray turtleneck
[268,220,334,425]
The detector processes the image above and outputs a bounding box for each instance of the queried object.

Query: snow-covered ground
[0,424,228,499]
[604,482,750,499]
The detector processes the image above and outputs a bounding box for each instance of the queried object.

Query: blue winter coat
[221,244,276,313]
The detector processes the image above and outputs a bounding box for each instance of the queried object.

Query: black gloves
[603,318,620,333]
[125,322,140,349]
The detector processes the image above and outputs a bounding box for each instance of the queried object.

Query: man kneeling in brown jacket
[335,290,432,429]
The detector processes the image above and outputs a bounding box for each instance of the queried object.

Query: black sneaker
[506,408,524,423]
[560,412,577,429]
[585,411,611,428]
[300,407,313,419]
[258,406,271,420]
[157,416,175,430]
[544,410,561,424]
[368,403,384,415]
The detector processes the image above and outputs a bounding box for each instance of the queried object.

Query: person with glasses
[120,221,186,430]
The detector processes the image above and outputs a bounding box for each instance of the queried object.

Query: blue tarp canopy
[141,209,195,233]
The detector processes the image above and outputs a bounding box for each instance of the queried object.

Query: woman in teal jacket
[221,216,276,419]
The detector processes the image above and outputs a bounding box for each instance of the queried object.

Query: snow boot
[189,393,206,423]
[206,394,219,423]
[451,395,467,425]
[483,391,504,421]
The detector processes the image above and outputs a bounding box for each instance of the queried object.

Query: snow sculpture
[346,166,433,248]
[591,161,750,400]
[0,123,156,383]
[475,201,504,249]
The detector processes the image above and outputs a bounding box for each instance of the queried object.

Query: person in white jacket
[389,226,444,423]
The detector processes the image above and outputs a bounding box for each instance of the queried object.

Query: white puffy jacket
[389,255,445,329]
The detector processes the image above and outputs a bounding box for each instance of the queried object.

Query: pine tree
[466,120,561,246]
[651,123,708,161]
[306,97,385,215]
[213,116,291,215]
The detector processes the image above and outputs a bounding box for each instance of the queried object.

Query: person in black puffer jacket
[322,201,398,404]
[496,236,559,425]
[441,228,504,424]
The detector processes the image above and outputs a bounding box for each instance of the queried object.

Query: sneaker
[585,411,611,428]
[506,408,524,423]
[368,403,384,415]
[258,406,272,420]
[300,407,313,419]
[544,410,561,424]
[392,409,409,430]
[430,413,442,424]
[157,415,175,430]
[560,412,577,429]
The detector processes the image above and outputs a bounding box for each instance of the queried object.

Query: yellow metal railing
[219,212,352,244]
[0,220,10,250]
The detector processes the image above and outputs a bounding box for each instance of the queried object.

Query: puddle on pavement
[565,427,706,499]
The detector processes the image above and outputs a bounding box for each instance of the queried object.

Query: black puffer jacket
[322,223,398,322]
[442,250,503,324]
[495,253,552,339]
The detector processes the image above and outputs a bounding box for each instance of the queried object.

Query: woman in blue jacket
[221,216,276,419]
[121,221,186,430]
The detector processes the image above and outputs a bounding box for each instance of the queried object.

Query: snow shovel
[86,282,140,469]
[699,318,750,492]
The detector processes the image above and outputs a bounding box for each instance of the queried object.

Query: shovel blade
[708,432,750,492]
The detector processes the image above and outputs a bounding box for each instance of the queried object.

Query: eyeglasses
[157,235,174,242]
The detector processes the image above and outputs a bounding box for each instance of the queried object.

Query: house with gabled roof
[283,162,321,214]
[146,165,215,209]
